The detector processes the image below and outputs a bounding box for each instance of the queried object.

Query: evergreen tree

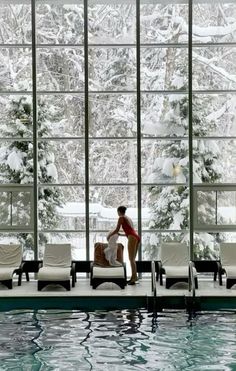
[0,96,64,254]
[145,93,223,260]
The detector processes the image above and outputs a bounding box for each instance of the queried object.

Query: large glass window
[192,0,236,259]
[0,1,236,262]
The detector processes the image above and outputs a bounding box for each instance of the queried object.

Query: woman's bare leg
[128,235,139,282]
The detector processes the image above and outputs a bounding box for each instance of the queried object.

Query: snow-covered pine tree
[140,2,234,260]
[0,96,64,253]
[88,4,137,208]
[145,93,222,259]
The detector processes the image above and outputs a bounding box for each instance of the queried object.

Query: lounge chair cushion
[0,267,19,280]
[38,267,71,281]
[160,242,189,266]
[223,266,236,278]
[43,244,72,268]
[164,266,197,278]
[94,243,124,267]
[0,244,22,267]
[220,243,236,267]
[92,266,125,278]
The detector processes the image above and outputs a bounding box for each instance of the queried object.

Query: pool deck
[1,275,236,312]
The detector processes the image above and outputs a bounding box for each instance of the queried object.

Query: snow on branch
[193,23,236,38]
[193,52,236,83]
[206,102,228,122]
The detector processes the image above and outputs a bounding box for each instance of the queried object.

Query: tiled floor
[0,275,235,298]
[0,278,151,297]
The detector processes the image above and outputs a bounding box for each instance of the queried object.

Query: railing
[188,260,196,298]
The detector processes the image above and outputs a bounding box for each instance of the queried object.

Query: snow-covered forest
[0,1,236,260]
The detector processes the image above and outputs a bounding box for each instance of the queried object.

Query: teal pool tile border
[0,296,148,312]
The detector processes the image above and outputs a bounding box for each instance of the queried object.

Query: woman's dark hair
[117,206,127,214]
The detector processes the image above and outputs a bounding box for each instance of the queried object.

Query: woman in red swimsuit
[107,206,140,285]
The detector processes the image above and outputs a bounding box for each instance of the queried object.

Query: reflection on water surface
[1,309,236,370]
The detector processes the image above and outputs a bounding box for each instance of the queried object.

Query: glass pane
[38,140,85,184]
[141,47,188,91]
[39,232,86,260]
[89,139,137,184]
[193,139,236,184]
[142,139,188,184]
[38,186,85,230]
[193,94,236,137]
[0,192,11,226]
[38,95,84,137]
[0,48,32,91]
[193,47,236,90]
[0,96,33,139]
[12,191,31,227]
[0,141,33,184]
[142,231,188,260]
[0,232,34,259]
[88,47,136,91]
[140,3,188,44]
[37,48,84,91]
[194,232,236,260]
[0,190,32,227]
[193,2,236,44]
[193,232,220,260]
[141,94,188,137]
[218,191,236,225]
[89,94,136,137]
[88,2,136,44]
[0,4,32,44]
[36,3,84,44]
[90,186,137,230]
[142,185,189,231]
[196,190,216,225]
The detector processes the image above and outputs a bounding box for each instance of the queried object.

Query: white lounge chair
[90,242,127,289]
[0,244,23,289]
[158,242,198,289]
[219,243,236,289]
[37,243,75,291]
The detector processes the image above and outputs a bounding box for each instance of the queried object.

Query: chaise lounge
[37,243,75,291]
[158,242,198,289]
[90,242,127,289]
[0,244,24,289]
[218,242,236,289]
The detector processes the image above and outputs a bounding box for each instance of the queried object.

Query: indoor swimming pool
[0,309,236,370]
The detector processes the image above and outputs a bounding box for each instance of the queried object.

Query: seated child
[104,233,122,266]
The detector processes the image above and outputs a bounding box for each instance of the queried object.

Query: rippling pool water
[1,309,236,370]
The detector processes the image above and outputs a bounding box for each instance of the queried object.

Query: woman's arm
[107,217,123,240]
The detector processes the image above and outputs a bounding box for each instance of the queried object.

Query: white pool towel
[104,234,122,267]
